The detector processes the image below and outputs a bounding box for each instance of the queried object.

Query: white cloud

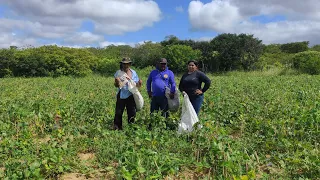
[238,21,320,44]
[194,37,213,42]
[189,1,242,32]
[175,6,184,13]
[0,0,161,47]
[189,0,320,44]
[3,0,161,35]
[99,40,156,47]
[99,41,135,47]
[64,32,104,44]
[231,0,320,20]
[0,34,38,48]
[0,18,77,39]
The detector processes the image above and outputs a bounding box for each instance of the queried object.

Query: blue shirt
[147,67,176,97]
[114,69,139,99]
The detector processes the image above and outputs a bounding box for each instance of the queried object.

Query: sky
[1,0,320,48]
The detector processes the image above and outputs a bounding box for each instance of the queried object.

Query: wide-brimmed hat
[121,57,132,64]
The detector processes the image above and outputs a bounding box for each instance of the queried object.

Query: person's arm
[132,70,142,88]
[146,71,153,97]
[169,71,176,93]
[199,72,211,93]
[114,71,120,87]
[178,74,185,93]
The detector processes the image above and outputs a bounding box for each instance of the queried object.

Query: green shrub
[131,42,164,68]
[164,45,201,73]
[0,68,13,77]
[280,41,309,53]
[0,46,97,77]
[94,57,120,75]
[292,51,320,75]
[0,49,16,77]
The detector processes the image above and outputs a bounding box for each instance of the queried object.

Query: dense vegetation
[1,34,320,78]
[0,72,319,179]
[0,33,319,179]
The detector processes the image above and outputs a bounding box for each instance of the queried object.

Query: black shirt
[179,71,211,98]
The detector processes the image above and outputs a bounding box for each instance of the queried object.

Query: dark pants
[150,96,169,118]
[189,94,204,115]
[114,93,136,130]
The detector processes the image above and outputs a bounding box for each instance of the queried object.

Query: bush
[0,68,13,77]
[292,51,320,75]
[280,41,309,53]
[0,49,16,78]
[131,42,164,68]
[164,45,201,73]
[0,46,97,77]
[94,58,120,75]
[138,66,154,78]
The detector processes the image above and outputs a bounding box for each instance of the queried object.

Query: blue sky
[1,0,320,48]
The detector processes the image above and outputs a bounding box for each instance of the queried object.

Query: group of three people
[113,57,211,130]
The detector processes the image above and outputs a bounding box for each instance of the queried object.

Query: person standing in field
[179,60,211,115]
[113,57,142,130]
[147,58,176,118]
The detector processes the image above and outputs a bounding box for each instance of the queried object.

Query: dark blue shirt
[147,67,176,97]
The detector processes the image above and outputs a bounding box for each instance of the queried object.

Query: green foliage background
[2,33,319,77]
[292,51,320,75]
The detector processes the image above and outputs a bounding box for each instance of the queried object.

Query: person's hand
[182,91,187,96]
[114,78,121,87]
[148,91,152,98]
[169,92,175,99]
[137,79,142,88]
[195,89,203,95]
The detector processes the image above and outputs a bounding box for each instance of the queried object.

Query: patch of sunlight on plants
[222,67,301,77]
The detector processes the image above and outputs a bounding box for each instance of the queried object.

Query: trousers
[114,93,136,130]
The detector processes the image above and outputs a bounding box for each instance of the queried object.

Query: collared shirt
[114,69,139,99]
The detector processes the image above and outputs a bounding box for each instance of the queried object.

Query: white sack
[178,93,199,133]
[127,79,144,111]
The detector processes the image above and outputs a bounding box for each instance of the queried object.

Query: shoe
[113,125,122,130]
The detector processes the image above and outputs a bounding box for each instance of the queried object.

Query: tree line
[1,33,320,77]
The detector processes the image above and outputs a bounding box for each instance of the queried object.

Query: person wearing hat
[146,58,176,119]
[113,57,142,130]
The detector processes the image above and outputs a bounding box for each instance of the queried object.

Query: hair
[119,62,123,70]
[187,60,199,67]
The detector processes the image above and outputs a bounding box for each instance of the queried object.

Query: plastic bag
[116,71,144,111]
[115,70,129,89]
[165,87,180,112]
[127,79,144,111]
[178,92,199,133]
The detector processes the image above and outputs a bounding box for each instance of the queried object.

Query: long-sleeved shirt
[147,67,176,97]
[179,70,211,98]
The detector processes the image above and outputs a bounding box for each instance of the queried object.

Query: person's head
[187,60,198,73]
[120,57,132,71]
[158,58,168,71]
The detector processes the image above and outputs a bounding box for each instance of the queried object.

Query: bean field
[0,73,319,179]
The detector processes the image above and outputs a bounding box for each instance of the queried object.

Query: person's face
[159,62,167,71]
[188,62,197,72]
[122,63,130,70]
